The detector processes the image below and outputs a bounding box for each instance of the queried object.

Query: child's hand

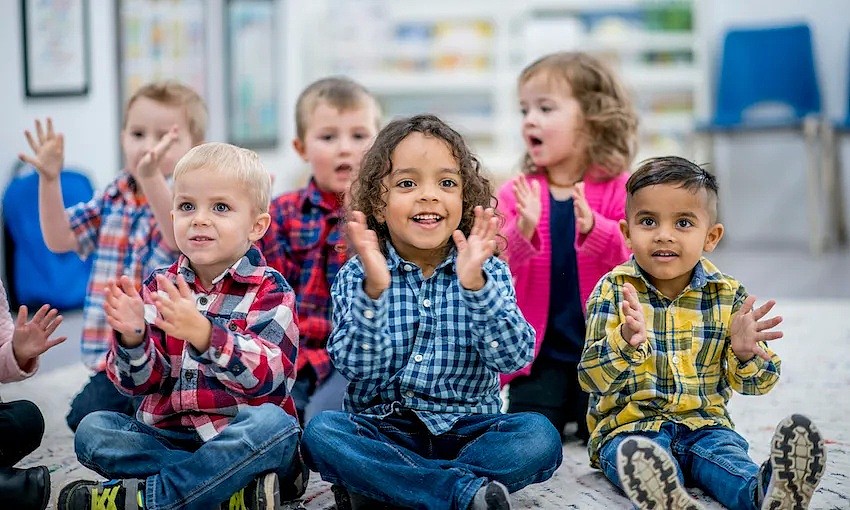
[512,175,541,240]
[11,304,67,368]
[573,182,595,234]
[134,125,179,179]
[347,211,389,299]
[730,296,783,362]
[151,274,212,351]
[19,118,64,181]
[453,206,498,291]
[104,276,147,347]
[620,282,647,347]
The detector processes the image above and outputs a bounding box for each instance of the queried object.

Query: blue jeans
[74,404,300,510]
[66,370,141,432]
[303,410,562,510]
[599,423,760,510]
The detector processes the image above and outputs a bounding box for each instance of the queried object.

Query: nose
[522,109,538,128]
[418,181,439,202]
[654,225,675,243]
[191,209,211,226]
[338,136,354,155]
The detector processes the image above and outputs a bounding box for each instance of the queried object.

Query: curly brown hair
[519,52,638,179]
[350,114,498,255]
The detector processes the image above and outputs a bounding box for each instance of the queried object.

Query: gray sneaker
[760,414,826,510]
[617,436,704,510]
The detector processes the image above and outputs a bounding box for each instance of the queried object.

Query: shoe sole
[762,414,826,510]
[258,473,282,510]
[617,437,704,510]
[484,481,512,509]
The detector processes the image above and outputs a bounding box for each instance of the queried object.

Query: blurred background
[1,0,849,299]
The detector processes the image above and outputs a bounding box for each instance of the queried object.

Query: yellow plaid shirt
[579,257,781,468]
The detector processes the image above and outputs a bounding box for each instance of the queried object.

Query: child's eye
[213,203,230,213]
[540,105,553,113]
[638,217,655,227]
[397,179,415,188]
[178,202,194,211]
[519,107,528,116]
[320,134,335,142]
[676,219,693,228]
[132,131,144,139]
[440,178,458,188]
[353,132,369,140]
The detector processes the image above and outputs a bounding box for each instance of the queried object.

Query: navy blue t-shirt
[540,195,586,362]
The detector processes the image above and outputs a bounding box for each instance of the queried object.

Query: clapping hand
[620,282,647,347]
[573,182,595,234]
[512,175,541,240]
[347,211,390,299]
[19,118,64,181]
[730,296,783,362]
[453,206,498,291]
[11,304,67,369]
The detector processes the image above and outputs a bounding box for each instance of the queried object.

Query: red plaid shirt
[106,246,298,441]
[258,179,347,383]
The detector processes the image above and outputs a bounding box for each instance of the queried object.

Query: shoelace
[227,488,248,510]
[91,485,120,510]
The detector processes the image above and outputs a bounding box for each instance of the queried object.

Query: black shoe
[280,446,309,501]
[0,465,49,510]
[221,472,281,510]
[760,414,826,510]
[616,437,704,510]
[57,478,144,510]
[471,481,512,510]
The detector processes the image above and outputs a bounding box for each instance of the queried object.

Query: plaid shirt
[330,244,535,435]
[106,246,299,441]
[67,173,178,370]
[579,256,781,467]
[258,179,346,383]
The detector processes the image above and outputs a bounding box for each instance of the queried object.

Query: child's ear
[619,219,632,250]
[703,222,724,253]
[292,138,308,162]
[249,212,272,242]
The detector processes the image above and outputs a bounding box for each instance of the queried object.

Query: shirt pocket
[687,321,727,396]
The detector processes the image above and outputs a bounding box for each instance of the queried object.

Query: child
[57,143,303,510]
[259,76,381,424]
[498,52,636,442]
[302,115,563,510]
[579,156,826,510]
[0,279,66,510]
[18,81,206,431]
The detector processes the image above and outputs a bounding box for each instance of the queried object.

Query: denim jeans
[303,410,562,510]
[598,422,760,510]
[74,404,300,510]
[291,367,348,426]
[66,370,141,432]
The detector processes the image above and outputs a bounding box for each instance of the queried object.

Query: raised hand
[512,175,541,240]
[19,118,64,181]
[453,206,498,291]
[573,182,595,234]
[620,282,647,347]
[730,296,783,362]
[151,274,211,350]
[347,211,389,299]
[11,304,67,368]
[134,125,179,179]
[104,276,147,347]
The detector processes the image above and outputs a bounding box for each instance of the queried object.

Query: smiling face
[379,132,463,270]
[121,97,194,179]
[294,100,379,194]
[620,183,724,299]
[519,72,588,179]
[172,168,270,288]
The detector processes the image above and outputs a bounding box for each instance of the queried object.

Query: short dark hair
[626,156,719,221]
[295,76,381,140]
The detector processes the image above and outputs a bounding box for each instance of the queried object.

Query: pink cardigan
[498,169,631,384]
[0,280,37,384]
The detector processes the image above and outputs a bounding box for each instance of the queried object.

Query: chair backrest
[713,23,821,127]
[2,164,94,310]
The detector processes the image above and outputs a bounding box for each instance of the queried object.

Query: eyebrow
[391,167,460,176]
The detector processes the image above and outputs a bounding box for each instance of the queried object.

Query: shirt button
[361,343,372,350]
[228,323,238,331]
[198,296,208,306]
[672,355,680,365]
[405,390,414,398]
[422,299,431,308]
[212,348,221,358]
[185,372,194,381]
[363,309,375,319]
[414,354,423,362]
[490,341,499,348]
[403,264,413,272]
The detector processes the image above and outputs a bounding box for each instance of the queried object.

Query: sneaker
[280,446,309,501]
[617,437,704,510]
[760,414,826,510]
[57,478,144,510]
[222,472,281,510]
[471,481,512,510]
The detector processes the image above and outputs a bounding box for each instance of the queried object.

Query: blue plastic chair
[698,23,828,252]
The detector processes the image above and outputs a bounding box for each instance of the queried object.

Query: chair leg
[820,121,845,247]
[804,116,824,253]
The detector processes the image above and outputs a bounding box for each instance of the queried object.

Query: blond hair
[519,52,638,178]
[173,142,270,213]
[125,81,208,144]
[295,76,381,140]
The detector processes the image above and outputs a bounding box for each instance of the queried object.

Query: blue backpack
[2,164,94,310]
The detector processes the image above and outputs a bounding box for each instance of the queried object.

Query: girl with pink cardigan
[0,279,67,509]
[498,52,637,442]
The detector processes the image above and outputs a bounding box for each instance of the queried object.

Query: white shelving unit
[288,0,702,179]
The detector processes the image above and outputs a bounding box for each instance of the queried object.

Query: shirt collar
[177,244,267,288]
[613,256,727,294]
[299,178,343,214]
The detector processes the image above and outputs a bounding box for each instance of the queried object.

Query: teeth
[413,214,441,221]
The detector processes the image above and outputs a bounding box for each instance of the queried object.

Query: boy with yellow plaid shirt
[579,156,826,510]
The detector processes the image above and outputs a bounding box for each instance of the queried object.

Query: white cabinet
[289,0,701,179]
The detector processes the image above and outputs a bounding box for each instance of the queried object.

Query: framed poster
[21,0,90,97]
[117,0,207,105]
[226,0,278,148]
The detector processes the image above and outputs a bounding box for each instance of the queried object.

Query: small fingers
[35,119,45,144]
[24,130,38,154]
[750,299,777,321]
[46,118,55,138]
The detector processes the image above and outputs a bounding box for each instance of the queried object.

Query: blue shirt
[541,196,586,362]
[329,244,536,435]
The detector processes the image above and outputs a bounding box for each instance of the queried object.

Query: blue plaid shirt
[329,244,535,435]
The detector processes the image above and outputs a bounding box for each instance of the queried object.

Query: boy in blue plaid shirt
[302,115,563,510]
[580,156,826,510]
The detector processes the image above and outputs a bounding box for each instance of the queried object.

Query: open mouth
[335,163,353,173]
[190,235,214,242]
[528,136,543,147]
[412,213,444,225]
[652,250,678,258]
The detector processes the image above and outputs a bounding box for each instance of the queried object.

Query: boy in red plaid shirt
[58,143,303,510]
[259,77,381,423]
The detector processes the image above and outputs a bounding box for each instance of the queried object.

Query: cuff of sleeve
[611,325,649,365]
[353,284,388,326]
[577,212,615,255]
[505,223,540,262]
[115,332,151,362]
[460,269,502,310]
[194,322,231,365]
[727,348,765,377]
